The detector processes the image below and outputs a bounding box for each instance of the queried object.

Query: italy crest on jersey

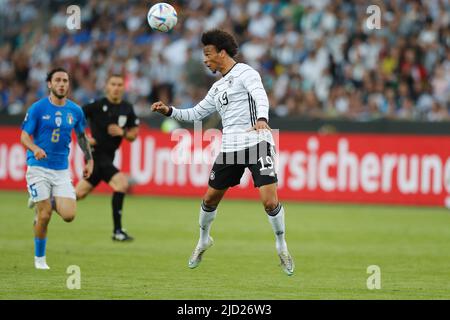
[67,113,73,125]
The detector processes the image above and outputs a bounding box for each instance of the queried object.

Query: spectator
[0,0,448,122]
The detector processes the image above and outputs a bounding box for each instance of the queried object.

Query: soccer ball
[147,3,178,32]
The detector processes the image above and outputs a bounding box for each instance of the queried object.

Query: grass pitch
[0,190,449,299]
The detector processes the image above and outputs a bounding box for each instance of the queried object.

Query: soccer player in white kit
[151,29,294,276]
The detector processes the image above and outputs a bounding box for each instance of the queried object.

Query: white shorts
[26,166,76,202]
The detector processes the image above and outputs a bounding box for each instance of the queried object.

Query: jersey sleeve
[74,107,87,135]
[126,104,140,128]
[21,104,39,135]
[170,89,216,122]
[241,68,270,122]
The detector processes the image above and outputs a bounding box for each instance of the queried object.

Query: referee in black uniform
[76,74,139,241]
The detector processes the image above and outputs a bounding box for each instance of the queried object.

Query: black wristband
[166,106,173,117]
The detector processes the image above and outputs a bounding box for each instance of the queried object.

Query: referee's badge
[118,115,127,127]
[210,171,215,181]
[103,105,108,112]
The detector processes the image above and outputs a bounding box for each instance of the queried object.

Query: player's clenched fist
[247,119,272,132]
[151,101,171,116]
[33,147,47,160]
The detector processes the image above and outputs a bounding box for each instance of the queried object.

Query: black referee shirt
[82,97,139,158]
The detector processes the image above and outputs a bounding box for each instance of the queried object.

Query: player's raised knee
[63,213,75,223]
[202,195,220,208]
[60,207,76,222]
[56,199,77,222]
[263,199,279,213]
[202,188,226,208]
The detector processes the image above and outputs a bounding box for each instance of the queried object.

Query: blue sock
[34,238,47,257]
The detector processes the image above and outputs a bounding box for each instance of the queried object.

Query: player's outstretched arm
[20,130,47,160]
[151,101,171,115]
[151,96,216,122]
[76,132,94,179]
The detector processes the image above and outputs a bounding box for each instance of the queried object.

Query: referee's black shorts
[208,141,278,190]
[86,152,119,187]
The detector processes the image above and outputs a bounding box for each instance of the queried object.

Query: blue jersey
[22,97,87,170]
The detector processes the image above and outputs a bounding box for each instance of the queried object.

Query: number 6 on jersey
[51,128,60,143]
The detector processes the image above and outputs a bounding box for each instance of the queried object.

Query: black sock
[112,192,125,233]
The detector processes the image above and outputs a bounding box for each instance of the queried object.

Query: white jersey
[170,63,274,152]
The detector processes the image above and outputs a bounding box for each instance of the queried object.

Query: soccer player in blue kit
[21,68,94,270]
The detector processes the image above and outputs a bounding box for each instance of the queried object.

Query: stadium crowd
[0,0,449,121]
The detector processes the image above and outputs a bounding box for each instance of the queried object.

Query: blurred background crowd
[0,0,449,121]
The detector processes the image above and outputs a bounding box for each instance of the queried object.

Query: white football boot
[188,236,214,269]
[278,251,294,276]
[34,256,50,270]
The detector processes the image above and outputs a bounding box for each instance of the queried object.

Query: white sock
[267,204,288,253]
[198,203,217,247]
